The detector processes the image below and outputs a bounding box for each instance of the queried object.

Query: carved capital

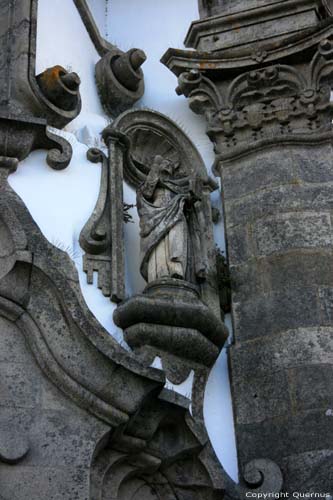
[174,36,333,160]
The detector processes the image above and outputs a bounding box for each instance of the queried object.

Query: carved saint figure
[137,155,207,284]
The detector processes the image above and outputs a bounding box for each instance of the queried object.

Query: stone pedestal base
[113,278,228,383]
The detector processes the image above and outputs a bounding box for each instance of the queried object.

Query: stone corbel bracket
[74,0,146,117]
[0,0,81,169]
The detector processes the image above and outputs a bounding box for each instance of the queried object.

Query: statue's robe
[137,172,206,283]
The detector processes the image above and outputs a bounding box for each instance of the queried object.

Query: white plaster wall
[108,0,238,482]
[8,0,238,482]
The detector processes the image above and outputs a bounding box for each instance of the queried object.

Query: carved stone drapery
[111,110,228,381]
[163,0,333,493]
[0,0,81,169]
[80,108,228,383]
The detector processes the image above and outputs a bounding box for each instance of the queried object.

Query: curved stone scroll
[89,392,227,500]
[74,0,146,117]
[89,410,285,500]
[242,459,284,494]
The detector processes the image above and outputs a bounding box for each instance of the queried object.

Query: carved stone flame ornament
[74,0,146,117]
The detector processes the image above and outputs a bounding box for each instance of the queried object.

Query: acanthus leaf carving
[175,36,333,157]
[176,70,223,118]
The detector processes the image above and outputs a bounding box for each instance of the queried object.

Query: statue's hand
[185,190,201,209]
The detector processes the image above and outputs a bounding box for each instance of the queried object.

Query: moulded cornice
[198,0,333,19]
[162,20,333,76]
[186,0,329,50]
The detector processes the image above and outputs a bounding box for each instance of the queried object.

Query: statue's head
[152,155,180,176]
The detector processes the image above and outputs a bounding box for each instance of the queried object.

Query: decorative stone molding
[189,0,333,52]
[0,0,81,169]
[173,36,333,159]
[0,0,297,497]
[89,391,226,500]
[166,30,333,156]
[79,131,129,303]
[74,0,146,117]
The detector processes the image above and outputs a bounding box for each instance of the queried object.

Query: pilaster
[163,1,333,491]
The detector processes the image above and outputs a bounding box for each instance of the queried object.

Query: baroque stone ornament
[79,131,129,303]
[0,0,81,169]
[0,146,266,500]
[74,0,146,117]
[110,109,228,383]
[163,0,333,494]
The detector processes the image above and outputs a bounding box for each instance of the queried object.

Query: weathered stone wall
[221,141,333,489]
[199,0,283,18]
[0,314,107,499]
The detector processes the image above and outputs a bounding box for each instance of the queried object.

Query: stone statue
[137,155,207,284]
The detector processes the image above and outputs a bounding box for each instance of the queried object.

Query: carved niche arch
[112,109,214,189]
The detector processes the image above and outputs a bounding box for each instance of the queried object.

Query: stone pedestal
[113,278,228,384]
